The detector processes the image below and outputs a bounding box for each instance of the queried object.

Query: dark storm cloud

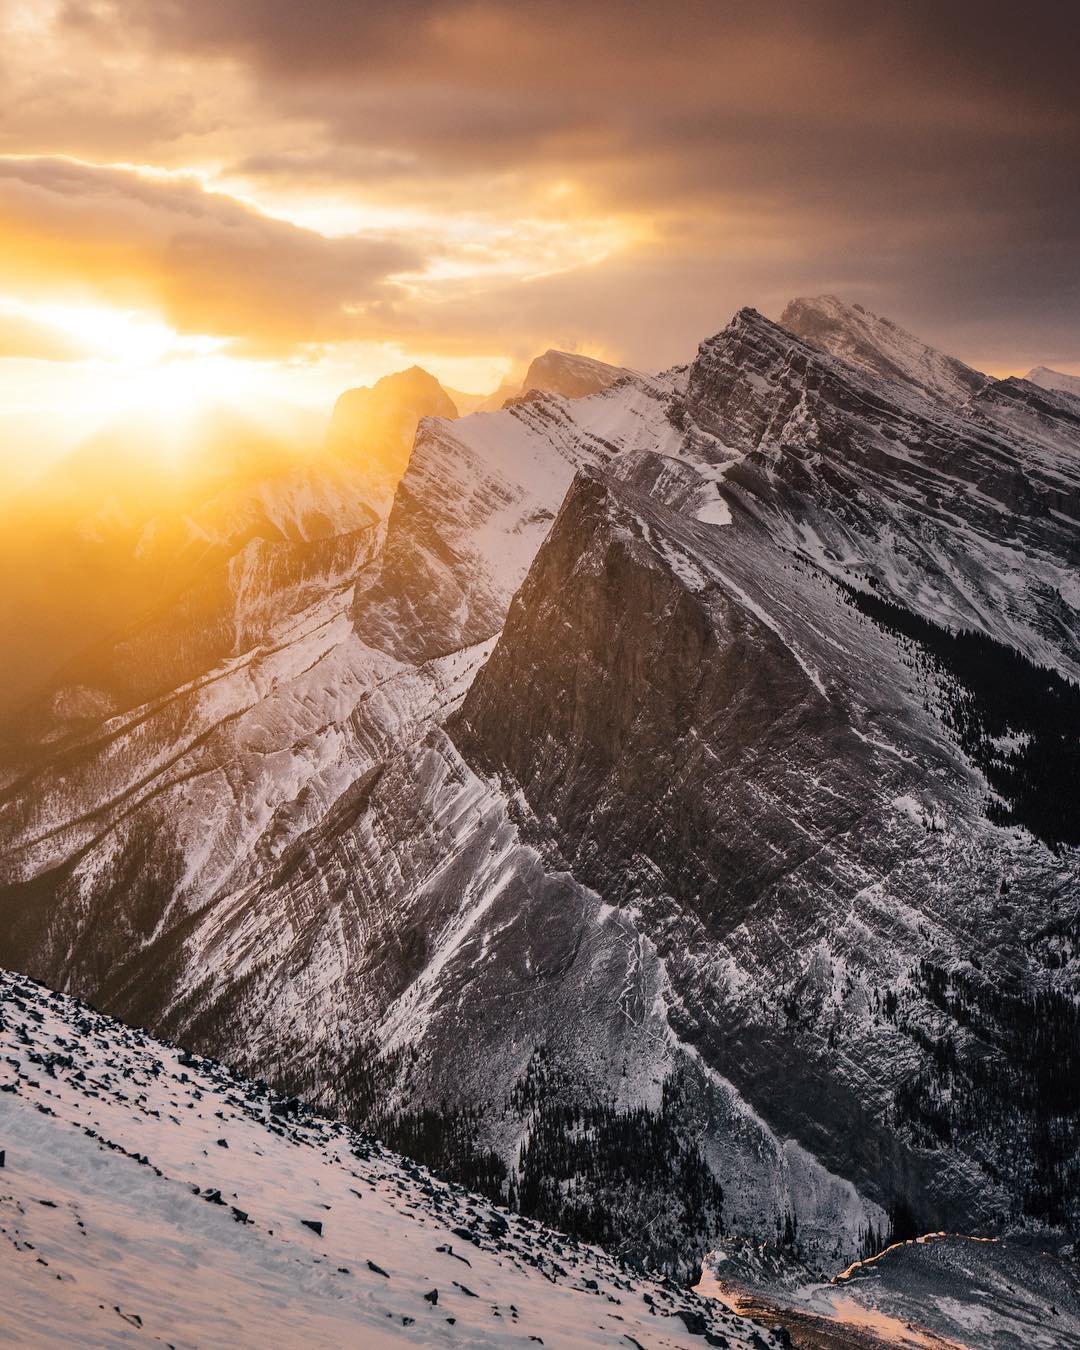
[48,1,1080,367]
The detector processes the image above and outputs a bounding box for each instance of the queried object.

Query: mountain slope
[1,301,1078,1293]
[780,296,986,407]
[1026,365,1080,400]
[0,966,781,1349]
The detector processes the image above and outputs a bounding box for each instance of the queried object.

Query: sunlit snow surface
[0,968,783,1348]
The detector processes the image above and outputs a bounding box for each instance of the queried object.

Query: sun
[1,295,249,420]
[121,353,249,417]
[0,295,324,471]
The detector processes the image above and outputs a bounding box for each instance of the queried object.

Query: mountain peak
[331,363,457,416]
[1026,365,1080,400]
[521,348,632,400]
[324,365,458,500]
[780,294,987,405]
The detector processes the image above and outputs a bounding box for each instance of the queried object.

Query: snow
[693,489,732,527]
[1026,365,1080,400]
[4,295,1080,1347]
[0,968,781,1349]
[781,295,986,407]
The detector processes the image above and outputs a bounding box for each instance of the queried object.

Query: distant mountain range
[1,297,1077,1296]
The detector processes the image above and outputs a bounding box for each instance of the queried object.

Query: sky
[1,0,1078,477]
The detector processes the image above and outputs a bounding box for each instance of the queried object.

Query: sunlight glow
[0,296,225,367]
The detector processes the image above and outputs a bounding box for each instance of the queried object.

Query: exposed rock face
[1,301,1077,1284]
[781,294,987,406]
[455,460,1077,1239]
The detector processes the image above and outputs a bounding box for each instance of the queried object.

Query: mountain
[324,365,460,514]
[471,350,633,412]
[1,300,1078,1304]
[1027,365,1080,400]
[520,349,635,401]
[0,966,782,1349]
[780,295,987,406]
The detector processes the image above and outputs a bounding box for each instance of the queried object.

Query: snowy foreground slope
[0,968,782,1349]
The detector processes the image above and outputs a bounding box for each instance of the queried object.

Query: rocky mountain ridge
[1,298,1077,1294]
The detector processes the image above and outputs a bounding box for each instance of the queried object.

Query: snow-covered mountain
[780,295,988,407]
[1,298,1077,1298]
[0,966,782,1348]
[1027,364,1080,401]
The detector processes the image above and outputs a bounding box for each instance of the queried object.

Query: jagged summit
[780,294,987,405]
[1026,364,1080,400]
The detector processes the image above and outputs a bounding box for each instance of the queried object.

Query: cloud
[0,310,94,361]
[0,157,421,351]
[1,1,1077,370]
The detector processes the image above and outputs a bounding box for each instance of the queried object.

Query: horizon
[0,291,1072,492]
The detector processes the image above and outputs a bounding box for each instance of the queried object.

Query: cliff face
[457,468,862,940]
[452,458,1078,1239]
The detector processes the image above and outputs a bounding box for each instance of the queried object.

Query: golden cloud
[0,157,421,352]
